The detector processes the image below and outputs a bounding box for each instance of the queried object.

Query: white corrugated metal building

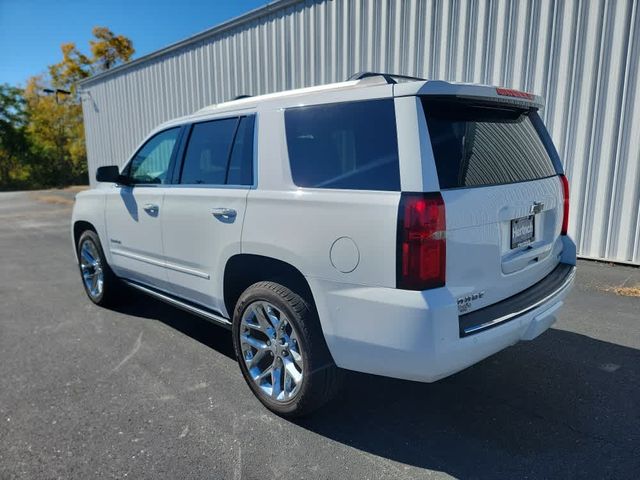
[78,0,640,265]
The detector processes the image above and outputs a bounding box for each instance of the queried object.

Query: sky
[0,0,269,87]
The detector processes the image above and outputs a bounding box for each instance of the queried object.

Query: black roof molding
[348,71,426,84]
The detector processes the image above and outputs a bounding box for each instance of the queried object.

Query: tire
[232,281,342,417]
[76,230,122,307]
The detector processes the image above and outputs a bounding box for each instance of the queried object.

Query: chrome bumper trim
[462,265,576,336]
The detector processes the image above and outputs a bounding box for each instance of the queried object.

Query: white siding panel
[80,0,640,264]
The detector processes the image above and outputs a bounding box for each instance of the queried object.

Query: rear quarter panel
[242,188,400,287]
[242,89,402,288]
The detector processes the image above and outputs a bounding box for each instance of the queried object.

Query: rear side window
[422,98,557,189]
[227,116,255,185]
[180,118,237,185]
[285,99,400,191]
[180,115,255,186]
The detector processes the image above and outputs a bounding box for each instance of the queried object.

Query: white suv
[72,73,576,416]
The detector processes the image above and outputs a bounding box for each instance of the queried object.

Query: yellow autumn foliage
[0,27,134,188]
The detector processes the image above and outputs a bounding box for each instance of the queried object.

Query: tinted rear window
[227,116,255,185]
[285,99,400,191]
[179,115,254,186]
[181,118,237,185]
[422,98,557,189]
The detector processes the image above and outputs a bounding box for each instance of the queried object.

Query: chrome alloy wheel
[240,301,304,402]
[79,239,104,299]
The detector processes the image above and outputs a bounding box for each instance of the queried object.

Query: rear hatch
[421,95,565,314]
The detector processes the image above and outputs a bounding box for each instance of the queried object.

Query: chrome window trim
[119,112,258,190]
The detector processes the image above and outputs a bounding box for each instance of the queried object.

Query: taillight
[397,192,446,290]
[560,174,570,235]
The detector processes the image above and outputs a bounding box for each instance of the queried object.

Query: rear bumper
[459,262,575,336]
[309,259,576,383]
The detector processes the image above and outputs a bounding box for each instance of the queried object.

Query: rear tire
[76,230,122,307]
[232,281,342,417]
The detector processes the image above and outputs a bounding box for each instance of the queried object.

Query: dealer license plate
[511,215,535,249]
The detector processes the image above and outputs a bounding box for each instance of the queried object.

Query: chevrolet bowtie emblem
[530,202,544,214]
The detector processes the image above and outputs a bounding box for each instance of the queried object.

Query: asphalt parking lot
[1,190,639,479]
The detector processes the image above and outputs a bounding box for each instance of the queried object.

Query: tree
[90,27,135,72]
[0,84,29,187]
[49,27,134,92]
[0,27,134,189]
[48,43,92,91]
[23,76,85,186]
[21,27,135,187]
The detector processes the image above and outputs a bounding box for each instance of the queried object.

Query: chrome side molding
[122,280,232,329]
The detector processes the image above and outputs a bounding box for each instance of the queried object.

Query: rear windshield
[422,98,557,189]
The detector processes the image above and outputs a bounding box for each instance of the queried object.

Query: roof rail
[233,94,252,100]
[348,71,425,84]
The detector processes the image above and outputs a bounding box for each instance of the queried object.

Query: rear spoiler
[394,80,545,109]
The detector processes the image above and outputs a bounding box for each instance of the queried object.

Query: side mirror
[96,165,128,184]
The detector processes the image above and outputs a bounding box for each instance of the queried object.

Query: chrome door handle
[143,203,159,215]
[211,208,237,220]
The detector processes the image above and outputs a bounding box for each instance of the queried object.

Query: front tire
[76,230,121,307]
[232,281,342,417]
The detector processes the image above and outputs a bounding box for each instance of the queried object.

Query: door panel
[161,188,249,314]
[105,186,169,288]
[104,127,181,289]
[160,114,255,314]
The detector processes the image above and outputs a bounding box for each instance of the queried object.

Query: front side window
[128,128,180,184]
[284,99,400,191]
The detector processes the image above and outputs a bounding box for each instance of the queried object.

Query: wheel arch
[71,191,108,263]
[223,254,316,321]
[73,220,97,248]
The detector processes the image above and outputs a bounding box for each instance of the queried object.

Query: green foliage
[0,26,134,190]
[0,84,30,187]
[23,76,87,186]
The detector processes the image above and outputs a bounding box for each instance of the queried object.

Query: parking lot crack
[110,331,143,373]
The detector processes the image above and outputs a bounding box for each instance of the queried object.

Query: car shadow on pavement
[113,293,639,478]
[295,328,640,478]
[112,291,236,361]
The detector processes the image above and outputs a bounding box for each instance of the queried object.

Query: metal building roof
[78,0,304,87]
